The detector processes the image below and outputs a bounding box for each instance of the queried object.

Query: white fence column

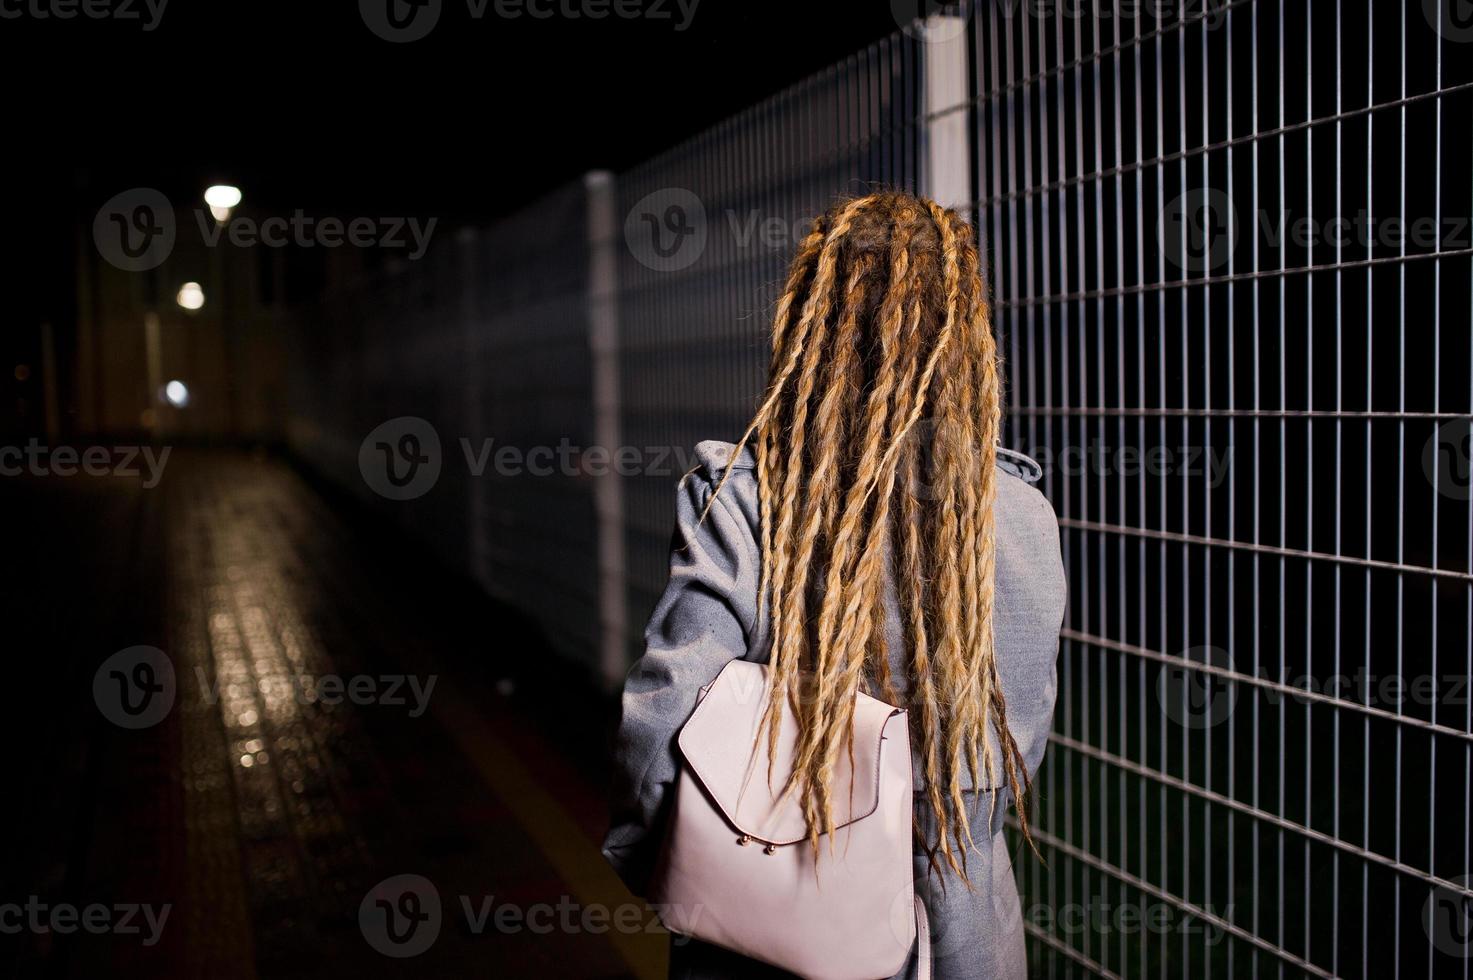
[919,14,972,211]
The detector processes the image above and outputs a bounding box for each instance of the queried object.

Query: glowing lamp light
[204,184,242,221]
[164,380,190,408]
[176,282,205,310]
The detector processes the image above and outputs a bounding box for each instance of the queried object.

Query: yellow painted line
[432,688,667,980]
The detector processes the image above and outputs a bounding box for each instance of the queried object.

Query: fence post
[41,321,60,443]
[143,311,162,436]
[919,13,972,211]
[586,170,627,692]
[458,225,484,581]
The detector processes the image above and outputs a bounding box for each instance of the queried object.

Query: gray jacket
[603,440,1067,979]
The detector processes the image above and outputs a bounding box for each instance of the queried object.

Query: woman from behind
[604,191,1067,979]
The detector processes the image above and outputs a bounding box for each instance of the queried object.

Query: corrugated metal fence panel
[965,1,1473,976]
[613,33,925,660]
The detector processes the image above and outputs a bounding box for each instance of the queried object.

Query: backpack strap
[914,894,932,980]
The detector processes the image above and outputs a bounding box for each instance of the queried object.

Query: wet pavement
[3,449,663,979]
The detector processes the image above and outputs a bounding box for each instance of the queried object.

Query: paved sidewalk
[3,450,664,979]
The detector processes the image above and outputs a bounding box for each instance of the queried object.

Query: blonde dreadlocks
[704,191,1032,882]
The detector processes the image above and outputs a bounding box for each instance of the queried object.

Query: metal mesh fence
[467,183,601,663]
[613,31,925,661]
[285,3,1473,974]
[963,1,1473,976]
[288,182,600,667]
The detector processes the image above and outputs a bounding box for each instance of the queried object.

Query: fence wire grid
[287,3,1473,976]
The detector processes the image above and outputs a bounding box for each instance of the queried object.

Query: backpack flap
[677,658,904,847]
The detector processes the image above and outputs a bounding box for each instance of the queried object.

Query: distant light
[164,380,190,408]
[13,364,29,382]
[176,282,205,310]
[205,185,242,222]
[204,185,242,209]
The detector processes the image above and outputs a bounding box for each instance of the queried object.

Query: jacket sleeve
[601,468,761,896]
[980,476,1067,837]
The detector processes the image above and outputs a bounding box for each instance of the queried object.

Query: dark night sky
[1,0,904,328]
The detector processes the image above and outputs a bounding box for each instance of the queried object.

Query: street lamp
[204,184,242,222]
[163,380,190,408]
[176,281,205,311]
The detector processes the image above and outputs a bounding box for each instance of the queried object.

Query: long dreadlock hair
[702,191,1033,883]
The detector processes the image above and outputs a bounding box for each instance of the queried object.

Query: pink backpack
[651,658,931,980]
